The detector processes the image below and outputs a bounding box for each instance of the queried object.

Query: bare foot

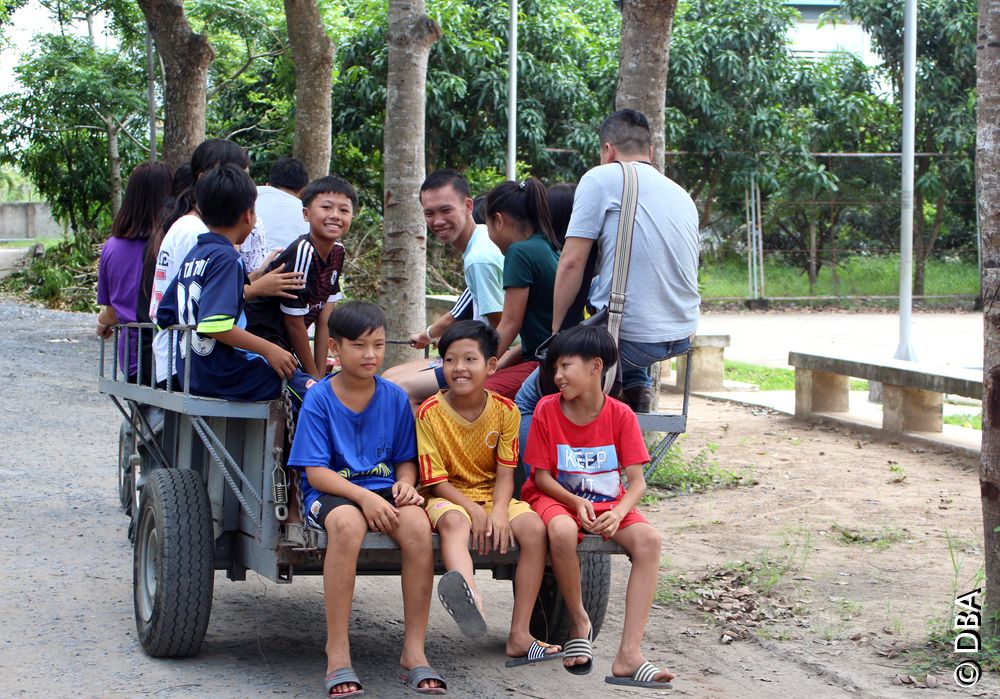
[611,653,676,684]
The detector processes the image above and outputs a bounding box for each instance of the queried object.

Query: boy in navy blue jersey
[156,163,303,401]
[288,301,445,697]
[246,176,356,379]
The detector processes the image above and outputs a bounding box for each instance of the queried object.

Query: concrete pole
[895,0,917,361]
[506,0,517,180]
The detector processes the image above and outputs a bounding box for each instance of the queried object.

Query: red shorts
[484,360,539,400]
[529,492,649,543]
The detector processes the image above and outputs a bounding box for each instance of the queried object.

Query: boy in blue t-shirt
[155,164,300,401]
[288,301,445,697]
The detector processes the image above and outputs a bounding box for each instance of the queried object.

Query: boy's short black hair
[327,300,386,341]
[544,325,618,378]
[196,163,257,229]
[438,320,499,360]
[268,156,309,191]
[301,175,359,209]
[420,169,471,200]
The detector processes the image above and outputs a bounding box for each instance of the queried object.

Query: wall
[0,203,63,240]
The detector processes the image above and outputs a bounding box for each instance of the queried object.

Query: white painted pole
[506,0,518,180]
[896,0,917,361]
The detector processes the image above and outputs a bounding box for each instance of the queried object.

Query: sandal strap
[562,637,593,660]
[526,640,555,661]
[633,661,661,683]
[403,665,448,692]
[325,667,363,692]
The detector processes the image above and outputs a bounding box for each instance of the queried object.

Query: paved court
[697,310,983,371]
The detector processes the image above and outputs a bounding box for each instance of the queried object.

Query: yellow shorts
[425,497,534,529]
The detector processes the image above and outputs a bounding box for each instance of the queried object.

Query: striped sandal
[605,660,674,689]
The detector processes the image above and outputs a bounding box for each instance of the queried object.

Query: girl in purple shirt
[96,162,173,382]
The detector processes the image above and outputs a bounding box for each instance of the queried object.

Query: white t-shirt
[256,185,307,251]
[150,215,209,383]
[566,161,700,343]
[462,224,505,322]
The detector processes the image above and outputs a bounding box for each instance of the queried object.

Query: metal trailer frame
[99,323,691,656]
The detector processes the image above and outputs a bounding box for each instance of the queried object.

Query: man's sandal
[504,639,565,667]
[400,665,448,695]
[324,667,364,697]
[604,661,673,689]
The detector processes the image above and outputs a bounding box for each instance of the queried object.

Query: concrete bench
[788,351,982,433]
[670,334,730,391]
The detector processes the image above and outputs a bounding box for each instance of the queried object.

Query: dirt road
[0,299,994,697]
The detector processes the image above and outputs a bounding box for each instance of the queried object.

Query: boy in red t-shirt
[521,325,675,689]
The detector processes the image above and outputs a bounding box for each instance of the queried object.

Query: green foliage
[332,0,618,207]
[1,232,100,311]
[699,254,979,299]
[943,413,982,430]
[723,360,868,391]
[0,33,147,232]
[643,438,755,497]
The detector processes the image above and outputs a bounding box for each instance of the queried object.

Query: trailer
[100,323,690,656]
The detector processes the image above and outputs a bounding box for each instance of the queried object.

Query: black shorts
[307,488,396,529]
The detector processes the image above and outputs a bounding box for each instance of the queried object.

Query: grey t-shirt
[566,161,700,343]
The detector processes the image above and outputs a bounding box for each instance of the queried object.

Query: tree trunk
[136,0,213,168]
[615,0,678,173]
[977,0,1000,639]
[380,1,441,366]
[283,0,334,180]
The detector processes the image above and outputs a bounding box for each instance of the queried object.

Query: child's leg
[323,505,368,692]
[381,359,442,414]
[436,509,481,610]
[610,522,674,683]
[389,505,443,692]
[506,510,559,656]
[546,514,591,667]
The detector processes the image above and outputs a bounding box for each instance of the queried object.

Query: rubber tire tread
[529,553,611,646]
[118,420,133,514]
[133,468,214,657]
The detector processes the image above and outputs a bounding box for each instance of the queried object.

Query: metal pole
[506,0,517,180]
[895,0,917,361]
[146,22,157,161]
[745,184,753,299]
[756,178,765,299]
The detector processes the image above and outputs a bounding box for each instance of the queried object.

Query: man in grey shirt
[551,109,700,411]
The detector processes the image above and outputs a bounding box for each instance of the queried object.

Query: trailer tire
[118,419,133,514]
[133,468,214,657]
[529,553,611,646]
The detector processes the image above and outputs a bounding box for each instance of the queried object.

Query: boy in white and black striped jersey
[246,176,355,379]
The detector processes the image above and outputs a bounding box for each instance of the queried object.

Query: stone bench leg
[882,384,943,433]
[676,346,725,391]
[794,368,849,416]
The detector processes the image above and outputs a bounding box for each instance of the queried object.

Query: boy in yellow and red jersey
[415,321,562,666]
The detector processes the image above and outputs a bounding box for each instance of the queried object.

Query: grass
[0,237,61,249]
[700,254,979,299]
[724,359,868,391]
[831,523,908,551]
[944,413,982,430]
[642,437,756,499]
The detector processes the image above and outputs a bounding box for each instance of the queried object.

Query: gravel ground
[2,298,992,698]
